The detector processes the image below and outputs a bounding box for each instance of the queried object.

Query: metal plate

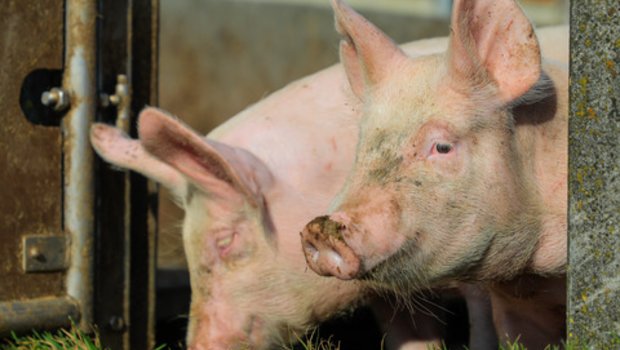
[22,235,68,273]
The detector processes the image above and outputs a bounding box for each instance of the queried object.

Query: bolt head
[41,91,58,106]
[41,88,70,111]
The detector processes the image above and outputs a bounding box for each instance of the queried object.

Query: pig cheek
[197,243,218,273]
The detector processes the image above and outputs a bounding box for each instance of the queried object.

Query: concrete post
[568,0,620,347]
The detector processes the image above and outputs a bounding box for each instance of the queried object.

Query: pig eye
[435,143,453,154]
[215,233,237,257]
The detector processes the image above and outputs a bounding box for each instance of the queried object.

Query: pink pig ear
[448,0,541,102]
[137,107,274,206]
[90,123,186,199]
[331,0,407,98]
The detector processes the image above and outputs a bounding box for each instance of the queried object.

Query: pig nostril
[310,247,320,263]
[325,249,343,266]
[303,240,320,263]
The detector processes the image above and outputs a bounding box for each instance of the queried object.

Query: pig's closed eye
[216,232,237,258]
[434,143,453,154]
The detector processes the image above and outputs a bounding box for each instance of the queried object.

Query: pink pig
[89,36,470,349]
[90,14,566,349]
[301,0,567,348]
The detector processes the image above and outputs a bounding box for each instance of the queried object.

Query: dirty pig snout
[300,215,362,280]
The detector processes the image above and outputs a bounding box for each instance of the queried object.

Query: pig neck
[513,63,568,275]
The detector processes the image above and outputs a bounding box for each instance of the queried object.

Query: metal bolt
[100,93,121,108]
[99,93,121,108]
[99,74,127,108]
[109,94,121,106]
[28,247,46,262]
[99,93,110,107]
[108,316,126,332]
[41,87,70,112]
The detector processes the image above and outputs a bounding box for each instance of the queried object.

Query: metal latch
[22,235,68,273]
[100,74,131,132]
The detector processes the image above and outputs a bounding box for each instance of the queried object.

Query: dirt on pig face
[331,54,543,293]
[305,216,346,241]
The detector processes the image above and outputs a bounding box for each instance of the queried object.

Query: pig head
[301,0,567,346]
[91,107,368,349]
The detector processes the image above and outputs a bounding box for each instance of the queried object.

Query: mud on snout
[300,215,362,280]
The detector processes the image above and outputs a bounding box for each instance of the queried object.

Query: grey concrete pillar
[568,0,620,347]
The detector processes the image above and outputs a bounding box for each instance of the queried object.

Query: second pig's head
[91,108,363,350]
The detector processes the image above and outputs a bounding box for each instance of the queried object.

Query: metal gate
[0,1,158,349]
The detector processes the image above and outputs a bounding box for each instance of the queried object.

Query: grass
[3,324,617,350]
[0,322,169,350]
[0,331,579,350]
[1,322,104,350]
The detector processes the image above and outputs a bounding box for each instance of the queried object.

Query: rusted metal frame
[63,0,97,330]
[0,297,80,332]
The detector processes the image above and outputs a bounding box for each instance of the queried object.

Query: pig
[89,36,466,350]
[90,20,567,349]
[91,109,457,350]
[300,0,568,348]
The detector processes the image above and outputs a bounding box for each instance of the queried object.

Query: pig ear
[331,0,407,98]
[137,107,274,206]
[90,123,187,199]
[448,0,541,102]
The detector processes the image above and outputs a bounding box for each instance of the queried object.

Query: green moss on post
[568,0,620,347]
